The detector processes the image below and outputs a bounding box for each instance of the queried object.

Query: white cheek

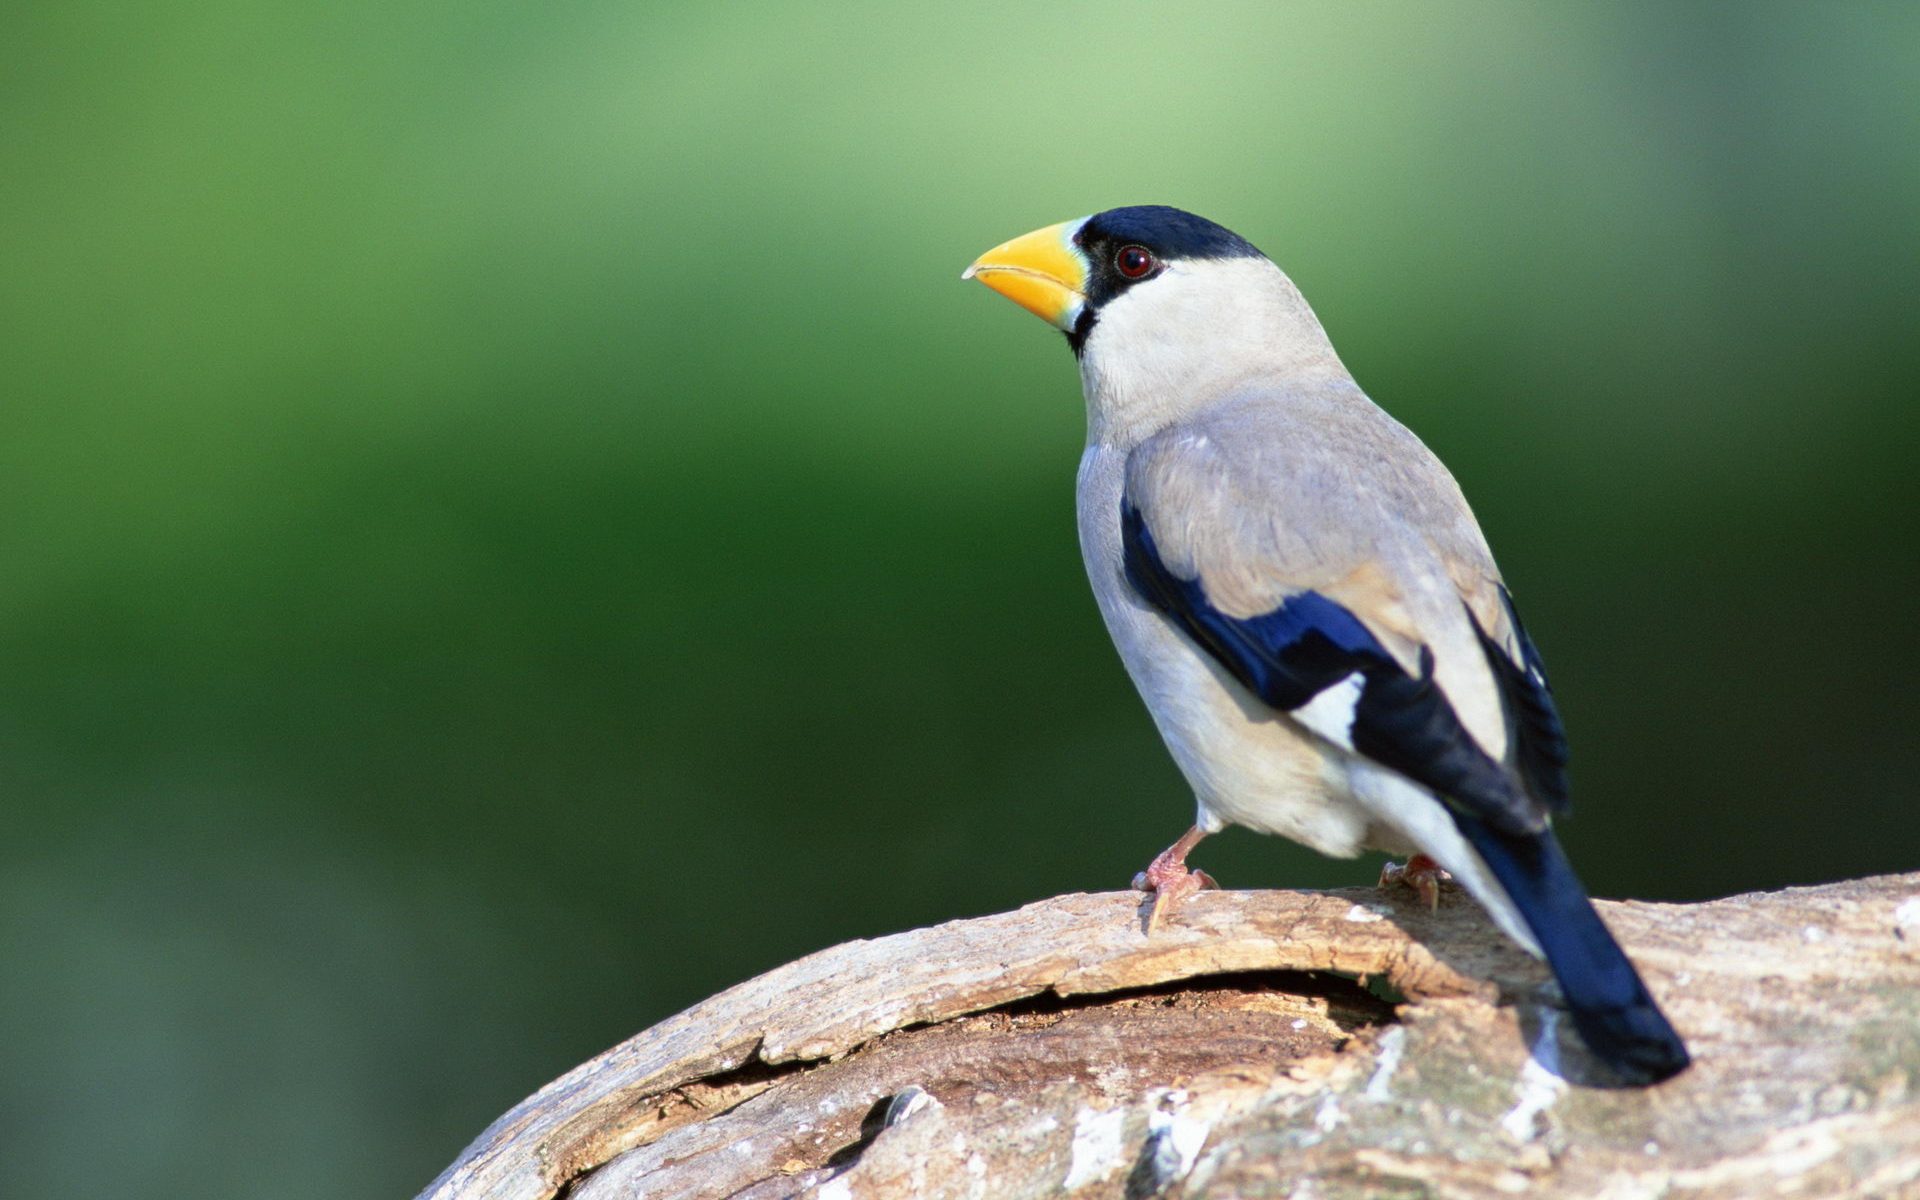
[1078,258,1301,442]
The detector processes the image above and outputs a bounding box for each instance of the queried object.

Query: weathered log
[422,873,1920,1199]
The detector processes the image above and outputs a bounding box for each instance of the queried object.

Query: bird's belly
[1105,598,1375,858]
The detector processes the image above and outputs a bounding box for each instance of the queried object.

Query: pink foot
[1130,826,1217,934]
[1379,853,1451,911]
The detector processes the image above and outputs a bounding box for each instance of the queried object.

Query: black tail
[1454,816,1691,1084]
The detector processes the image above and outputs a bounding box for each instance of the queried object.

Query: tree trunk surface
[421,873,1920,1199]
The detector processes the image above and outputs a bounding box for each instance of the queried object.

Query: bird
[961,205,1690,1085]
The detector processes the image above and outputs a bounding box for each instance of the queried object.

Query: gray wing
[1122,382,1568,822]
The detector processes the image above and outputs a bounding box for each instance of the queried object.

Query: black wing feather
[1468,588,1571,814]
[1122,497,1688,1082]
[1121,501,1542,835]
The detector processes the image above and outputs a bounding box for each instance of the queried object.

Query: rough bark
[422,873,1920,1199]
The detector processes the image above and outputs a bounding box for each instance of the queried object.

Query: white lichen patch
[1894,895,1920,942]
[1344,904,1386,923]
[1501,1009,1569,1142]
[1363,1026,1408,1102]
[816,1177,853,1200]
[1143,1089,1210,1180]
[1063,1107,1127,1188]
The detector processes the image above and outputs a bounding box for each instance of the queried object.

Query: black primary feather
[1121,498,1689,1083]
[1469,588,1571,813]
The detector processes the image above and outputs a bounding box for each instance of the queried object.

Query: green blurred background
[2,2,1915,1195]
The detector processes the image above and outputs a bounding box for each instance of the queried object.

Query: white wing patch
[1288,671,1363,751]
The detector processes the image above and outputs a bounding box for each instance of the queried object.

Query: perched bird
[962,205,1689,1084]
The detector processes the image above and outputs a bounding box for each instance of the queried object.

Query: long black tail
[1454,816,1691,1084]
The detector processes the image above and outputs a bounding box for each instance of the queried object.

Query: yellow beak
[962,218,1090,331]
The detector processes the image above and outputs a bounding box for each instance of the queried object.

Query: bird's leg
[1379,853,1451,910]
[1130,825,1218,934]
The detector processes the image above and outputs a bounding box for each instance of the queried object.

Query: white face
[1076,256,1343,446]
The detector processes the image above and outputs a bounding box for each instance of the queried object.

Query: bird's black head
[965,205,1269,353]
[1069,207,1266,350]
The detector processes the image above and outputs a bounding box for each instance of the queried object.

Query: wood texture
[422,873,1920,1199]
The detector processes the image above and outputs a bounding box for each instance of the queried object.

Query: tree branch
[422,873,1920,1199]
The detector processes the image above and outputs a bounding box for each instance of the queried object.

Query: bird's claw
[1132,850,1218,935]
[1379,853,1451,911]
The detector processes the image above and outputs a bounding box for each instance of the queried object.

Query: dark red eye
[1115,245,1156,278]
